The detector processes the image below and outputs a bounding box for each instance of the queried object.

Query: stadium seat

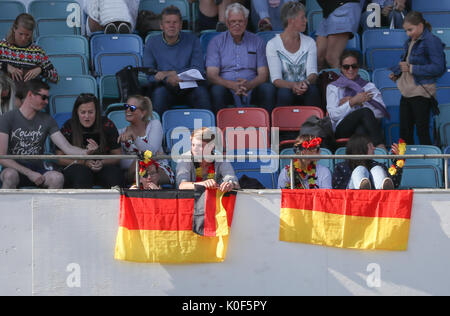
[48,75,97,116]
[0,1,25,19]
[162,109,216,151]
[199,31,220,56]
[217,107,271,152]
[229,149,278,189]
[372,68,396,90]
[94,52,142,76]
[307,9,322,35]
[271,106,324,148]
[256,31,282,45]
[422,12,450,28]
[412,0,450,11]
[445,146,450,185]
[29,0,82,36]
[334,146,389,167]
[99,75,120,110]
[437,87,450,104]
[399,145,443,189]
[279,147,334,175]
[53,112,72,129]
[437,69,450,87]
[36,35,89,75]
[433,28,450,47]
[306,0,321,13]
[139,0,191,29]
[107,110,129,130]
[362,29,408,71]
[381,88,401,106]
[90,34,143,64]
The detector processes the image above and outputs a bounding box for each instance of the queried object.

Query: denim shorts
[316,3,362,37]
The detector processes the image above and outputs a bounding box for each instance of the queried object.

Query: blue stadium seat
[433,28,450,47]
[162,109,215,150]
[445,146,450,185]
[199,31,220,56]
[48,75,98,116]
[53,112,72,129]
[362,29,408,71]
[381,88,401,106]
[107,110,129,130]
[139,0,191,28]
[437,87,450,104]
[372,68,396,90]
[36,35,89,75]
[279,147,334,175]
[29,0,82,36]
[94,52,142,76]
[0,1,25,19]
[229,149,278,189]
[99,75,120,110]
[90,34,143,66]
[437,69,450,87]
[306,0,321,13]
[256,31,282,45]
[307,9,323,35]
[333,146,388,166]
[422,12,450,28]
[399,145,443,188]
[412,0,450,11]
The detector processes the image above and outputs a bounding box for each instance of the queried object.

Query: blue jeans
[151,83,212,116]
[275,84,321,108]
[348,165,388,189]
[210,82,276,114]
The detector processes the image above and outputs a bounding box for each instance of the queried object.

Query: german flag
[280,189,413,251]
[114,188,237,263]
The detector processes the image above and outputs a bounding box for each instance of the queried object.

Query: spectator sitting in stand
[332,134,403,189]
[0,73,19,115]
[326,50,388,150]
[361,0,411,30]
[0,13,59,101]
[143,5,212,116]
[251,0,295,32]
[56,93,123,189]
[266,1,320,107]
[206,2,276,113]
[189,0,248,31]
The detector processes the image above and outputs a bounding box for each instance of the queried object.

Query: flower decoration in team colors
[138,150,159,177]
[389,139,406,176]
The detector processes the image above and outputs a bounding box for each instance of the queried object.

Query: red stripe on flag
[281,189,413,219]
[203,189,218,237]
[119,195,194,231]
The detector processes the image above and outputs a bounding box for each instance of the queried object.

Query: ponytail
[403,11,432,32]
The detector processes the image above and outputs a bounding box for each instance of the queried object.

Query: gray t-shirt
[0,109,59,165]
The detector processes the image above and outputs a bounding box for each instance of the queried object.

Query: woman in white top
[277,134,332,189]
[266,1,320,107]
[326,50,388,148]
[117,95,174,186]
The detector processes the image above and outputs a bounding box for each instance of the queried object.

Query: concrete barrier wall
[1,189,450,296]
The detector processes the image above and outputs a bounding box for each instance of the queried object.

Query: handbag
[420,84,440,116]
[115,65,157,102]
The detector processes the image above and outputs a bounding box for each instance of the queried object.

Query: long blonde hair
[6,13,35,45]
[0,74,16,115]
[127,94,153,121]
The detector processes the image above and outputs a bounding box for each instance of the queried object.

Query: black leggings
[335,108,384,145]
[63,163,123,189]
[399,95,432,145]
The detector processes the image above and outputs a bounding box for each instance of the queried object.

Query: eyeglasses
[342,64,359,70]
[124,104,140,112]
[34,92,49,101]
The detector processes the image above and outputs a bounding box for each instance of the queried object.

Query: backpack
[115,65,157,102]
[317,70,340,112]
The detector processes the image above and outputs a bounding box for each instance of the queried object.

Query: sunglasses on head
[34,92,49,101]
[124,104,139,112]
[342,63,359,70]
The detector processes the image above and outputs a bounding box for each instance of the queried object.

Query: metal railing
[1,153,449,189]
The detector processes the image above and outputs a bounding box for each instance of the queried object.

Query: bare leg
[87,16,103,32]
[43,171,64,189]
[325,33,351,69]
[199,0,219,18]
[0,168,19,189]
[316,35,328,71]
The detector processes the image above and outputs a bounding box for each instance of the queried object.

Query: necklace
[285,159,318,189]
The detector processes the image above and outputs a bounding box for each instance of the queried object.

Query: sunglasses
[124,104,140,112]
[342,63,359,70]
[34,92,49,101]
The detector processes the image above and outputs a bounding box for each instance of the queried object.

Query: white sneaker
[382,177,394,190]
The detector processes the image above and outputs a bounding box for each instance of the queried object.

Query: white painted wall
[1,189,450,296]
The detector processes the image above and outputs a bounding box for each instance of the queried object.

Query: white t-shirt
[266,33,318,83]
